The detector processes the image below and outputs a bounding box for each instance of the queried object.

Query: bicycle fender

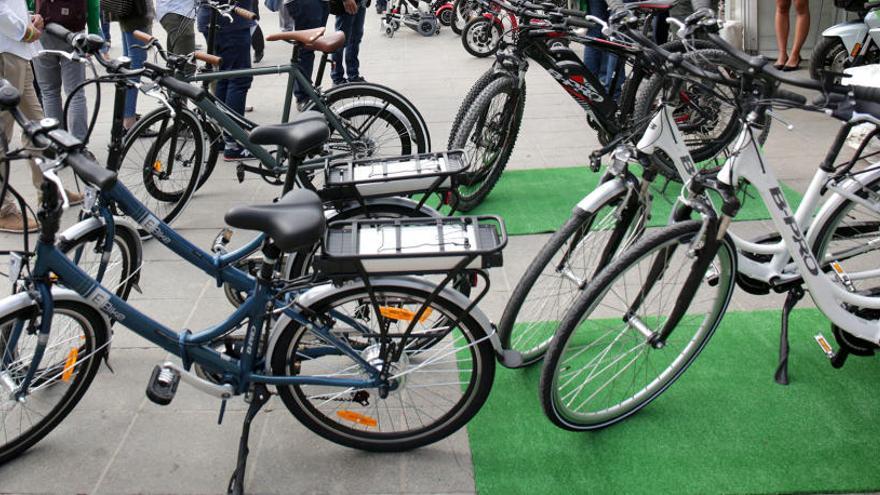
[573,177,627,216]
[0,288,112,338]
[332,197,443,218]
[57,215,143,287]
[265,276,505,371]
[822,21,869,55]
[807,167,880,246]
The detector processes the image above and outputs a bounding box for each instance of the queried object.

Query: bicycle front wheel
[450,75,525,211]
[270,281,495,451]
[498,182,647,366]
[59,220,141,302]
[0,301,109,463]
[115,108,203,231]
[540,220,736,430]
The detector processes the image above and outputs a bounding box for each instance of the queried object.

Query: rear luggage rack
[319,150,468,201]
[316,215,506,277]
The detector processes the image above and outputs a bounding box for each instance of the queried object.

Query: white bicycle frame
[637,104,880,344]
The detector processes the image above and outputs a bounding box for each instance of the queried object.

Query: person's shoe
[65,189,84,206]
[245,105,254,113]
[0,210,39,233]
[332,78,348,87]
[223,147,257,162]
[254,50,265,63]
[348,76,366,83]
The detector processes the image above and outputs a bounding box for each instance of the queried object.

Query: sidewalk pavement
[0,7,849,494]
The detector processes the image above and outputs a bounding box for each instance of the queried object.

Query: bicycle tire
[449,75,524,211]
[196,121,223,191]
[461,17,501,58]
[633,49,771,181]
[115,108,202,232]
[540,220,736,431]
[452,0,480,35]
[270,281,495,451]
[449,69,507,145]
[305,82,431,154]
[809,36,849,82]
[498,180,647,366]
[0,301,109,463]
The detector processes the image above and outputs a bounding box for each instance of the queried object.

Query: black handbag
[100,0,145,19]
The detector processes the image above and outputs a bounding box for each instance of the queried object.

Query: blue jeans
[33,34,89,140]
[101,19,111,53]
[211,28,253,117]
[286,0,329,102]
[332,3,366,84]
[582,0,623,99]
[122,30,148,119]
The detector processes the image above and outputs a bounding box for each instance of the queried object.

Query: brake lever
[765,109,795,131]
[138,82,177,118]
[41,165,70,210]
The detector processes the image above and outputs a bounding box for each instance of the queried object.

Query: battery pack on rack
[316,215,506,276]
[320,150,468,200]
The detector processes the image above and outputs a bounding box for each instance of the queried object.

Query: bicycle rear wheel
[449,75,524,211]
[270,281,495,451]
[540,220,736,430]
[498,181,648,366]
[0,301,109,463]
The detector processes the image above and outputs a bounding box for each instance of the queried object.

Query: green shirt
[29,0,102,36]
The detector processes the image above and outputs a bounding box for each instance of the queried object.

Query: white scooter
[809,0,880,81]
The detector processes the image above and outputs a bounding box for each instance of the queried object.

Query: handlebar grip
[558,8,587,16]
[132,30,155,44]
[193,51,222,66]
[157,76,207,101]
[565,16,591,29]
[45,23,75,45]
[851,85,880,104]
[233,6,257,20]
[772,87,807,105]
[67,151,117,190]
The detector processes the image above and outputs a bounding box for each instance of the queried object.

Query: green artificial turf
[433,167,802,236]
[467,308,880,494]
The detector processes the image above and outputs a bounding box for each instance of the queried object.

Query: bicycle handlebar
[233,6,257,20]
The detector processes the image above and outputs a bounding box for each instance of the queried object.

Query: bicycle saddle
[224,189,326,252]
[309,32,346,53]
[248,111,330,157]
[624,1,676,11]
[265,27,326,45]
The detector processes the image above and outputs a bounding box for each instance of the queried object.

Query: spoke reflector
[379,306,432,323]
[336,410,378,427]
[62,347,79,382]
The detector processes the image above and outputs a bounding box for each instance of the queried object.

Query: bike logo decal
[769,187,819,275]
[546,69,604,103]
[89,287,127,322]
[680,155,697,176]
[139,213,171,244]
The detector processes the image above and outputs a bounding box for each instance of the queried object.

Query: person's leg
[32,53,64,130]
[332,12,355,84]
[0,53,43,229]
[786,0,810,67]
[215,29,254,156]
[60,54,89,141]
[345,4,366,81]
[280,2,294,31]
[162,14,197,75]
[582,0,606,75]
[289,0,329,102]
[121,28,151,129]
[775,0,792,67]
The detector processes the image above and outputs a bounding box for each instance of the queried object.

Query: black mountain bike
[448,0,768,210]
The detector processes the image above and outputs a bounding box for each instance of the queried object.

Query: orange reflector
[62,347,79,382]
[153,160,163,172]
[379,306,432,323]
[851,42,862,58]
[336,410,378,427]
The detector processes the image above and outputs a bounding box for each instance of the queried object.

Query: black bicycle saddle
[224,189,326,252]
[248,111,330,157]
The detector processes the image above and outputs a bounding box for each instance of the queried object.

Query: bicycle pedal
[146,364,181,406]
[235,163,245,183]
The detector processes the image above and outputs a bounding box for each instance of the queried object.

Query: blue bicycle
[0,82,509,494]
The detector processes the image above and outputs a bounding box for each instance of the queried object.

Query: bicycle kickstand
[774,285,805,385]
[228,383,271,495]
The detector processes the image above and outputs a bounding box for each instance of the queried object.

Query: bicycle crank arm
[160,361,234,400]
